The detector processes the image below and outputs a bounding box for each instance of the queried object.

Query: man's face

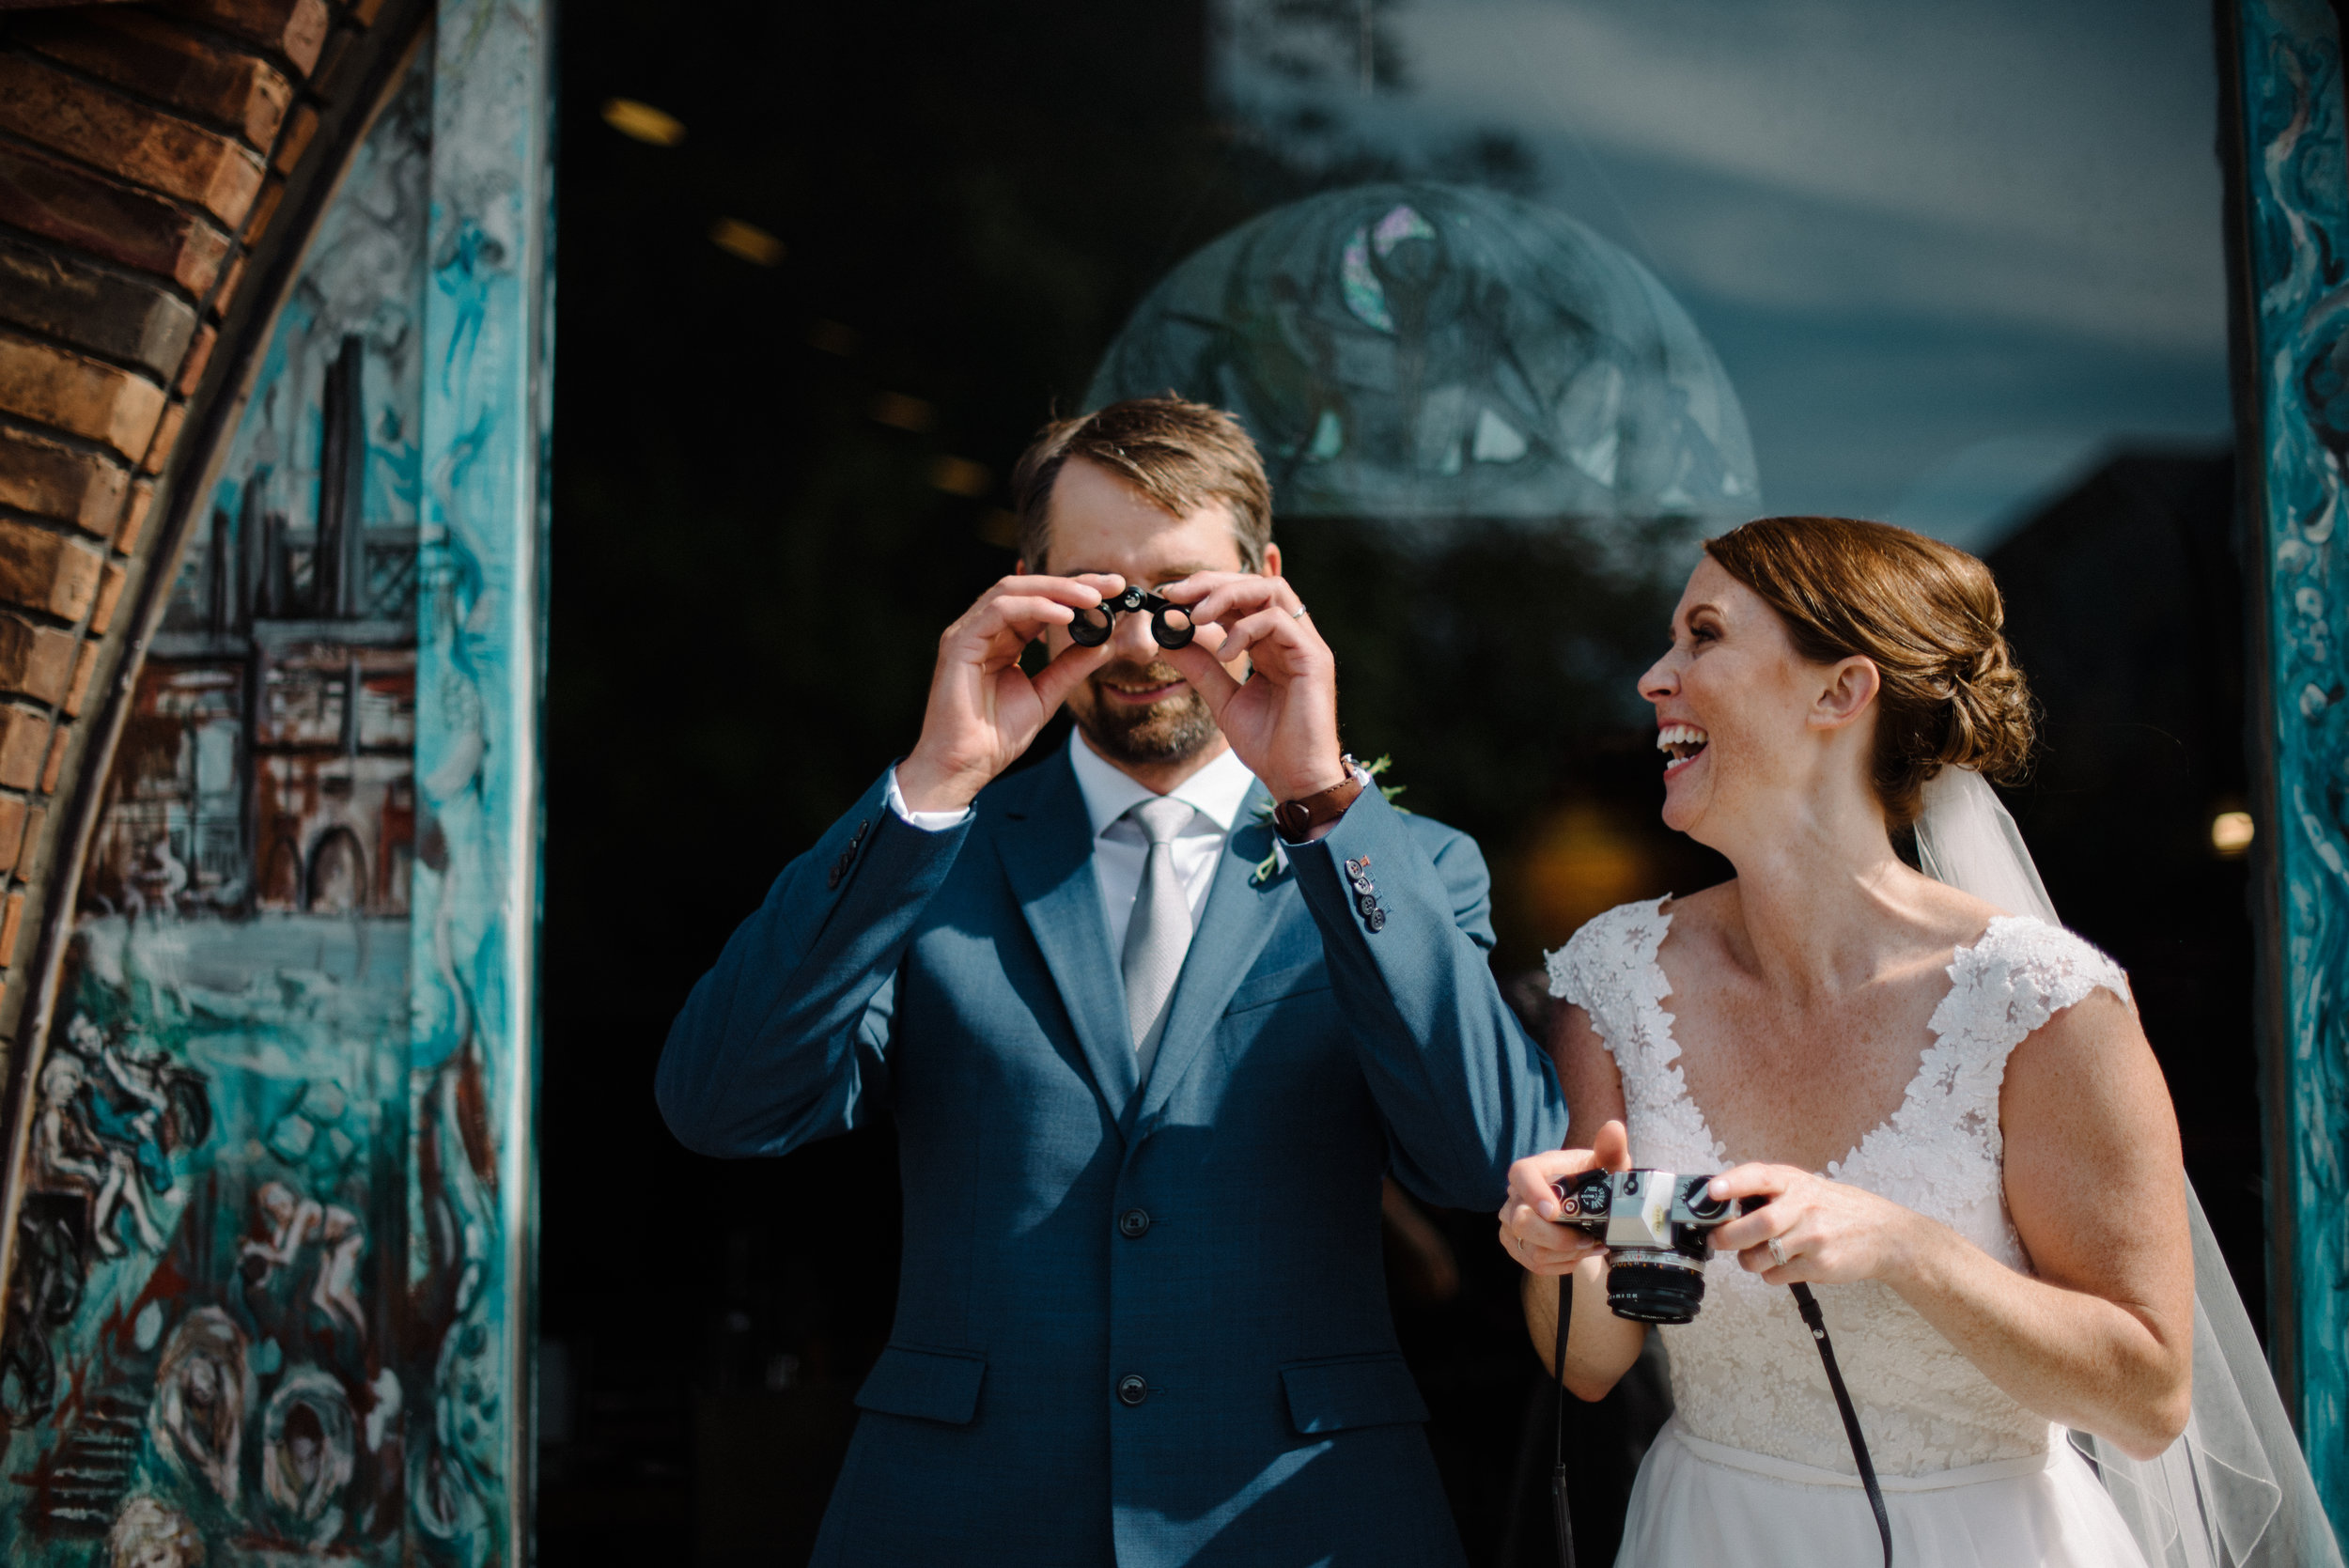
[1028,458,1277,769]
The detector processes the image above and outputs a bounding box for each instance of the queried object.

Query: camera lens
[1606,1259,1707,1325]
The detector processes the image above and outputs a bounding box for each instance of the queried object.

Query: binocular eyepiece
[1068,586,1196,650]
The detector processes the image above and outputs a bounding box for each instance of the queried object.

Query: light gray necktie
[1120,795,1198,1078]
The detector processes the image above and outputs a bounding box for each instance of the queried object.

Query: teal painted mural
[0,0,551,1556]
[408,0,554,1551]
[2232,0,2349,1526]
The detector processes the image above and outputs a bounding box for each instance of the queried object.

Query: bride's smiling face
[1639,557,1879,845]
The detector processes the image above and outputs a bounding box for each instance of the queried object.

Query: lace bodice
[1547,897,2134,1478]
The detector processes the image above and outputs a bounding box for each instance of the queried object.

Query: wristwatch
[1271,756,1365,844]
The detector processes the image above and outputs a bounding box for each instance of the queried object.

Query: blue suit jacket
[657,752,1566,1566]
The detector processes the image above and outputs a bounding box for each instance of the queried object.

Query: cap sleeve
[1543,897,1674,1066]
[1933,916,2134,1065]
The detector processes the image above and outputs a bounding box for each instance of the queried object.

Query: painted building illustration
[0,0,547,1561]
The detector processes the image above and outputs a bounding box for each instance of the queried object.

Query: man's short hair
[1010,396,1273,572]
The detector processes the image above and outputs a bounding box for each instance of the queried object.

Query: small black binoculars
[1068,586,1196,649]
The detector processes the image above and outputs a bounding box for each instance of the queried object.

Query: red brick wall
[0,0,428,1082]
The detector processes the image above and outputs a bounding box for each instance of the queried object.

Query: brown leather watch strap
[1271,757,1365,845]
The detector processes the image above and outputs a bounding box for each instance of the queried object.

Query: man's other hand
[897,574,1123,813]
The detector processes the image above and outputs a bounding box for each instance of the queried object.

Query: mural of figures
[148,1310,250,1508]
[102,1498,203,1568]
[0,0,552,1555]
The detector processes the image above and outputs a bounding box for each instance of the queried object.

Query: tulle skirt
[1616,1419,2153,1568]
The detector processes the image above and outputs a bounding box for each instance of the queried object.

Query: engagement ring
[1766,1237,1788,1267]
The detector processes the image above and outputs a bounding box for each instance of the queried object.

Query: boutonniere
[1249,755,1408,887]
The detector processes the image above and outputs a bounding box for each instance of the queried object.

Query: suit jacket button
[1118,1208,1151,1239]
[1116,1374,1149,1406]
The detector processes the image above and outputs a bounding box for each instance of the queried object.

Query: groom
[656,396,1565,1565]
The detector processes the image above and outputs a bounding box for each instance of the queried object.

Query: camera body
[1550,1168,1735,1324]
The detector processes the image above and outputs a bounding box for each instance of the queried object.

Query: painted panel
[407,0,553,1554]
[0,0,551,1555]
[2233,0,2349,1522]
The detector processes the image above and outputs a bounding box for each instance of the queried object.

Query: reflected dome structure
[1088,183,1758,526]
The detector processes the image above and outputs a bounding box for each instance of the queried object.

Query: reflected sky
[1219,0,2228,551]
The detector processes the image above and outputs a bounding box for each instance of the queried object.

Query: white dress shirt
[1066,730,1259,958]
[883,731,1261,958]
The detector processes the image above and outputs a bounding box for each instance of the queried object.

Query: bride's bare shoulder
[1658,880,1736,924]
[1900,864,2015,944]
[1655,881,1740,976]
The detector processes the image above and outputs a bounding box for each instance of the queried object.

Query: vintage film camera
[1550,1168,1737,1325]
[1066,586,1196,649]
[1546,1171,1893,1564]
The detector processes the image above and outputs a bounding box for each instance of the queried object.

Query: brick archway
[0,0,432,1289]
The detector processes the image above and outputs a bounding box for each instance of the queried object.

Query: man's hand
[897,574,1122,813]
[1157,572,1346,801]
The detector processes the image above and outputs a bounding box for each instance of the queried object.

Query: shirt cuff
[884,767,975,832]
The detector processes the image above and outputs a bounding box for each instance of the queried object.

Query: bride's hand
[1705,1164,1930,1285]
[1497,1119,1631,1276]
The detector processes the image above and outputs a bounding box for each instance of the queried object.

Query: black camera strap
[1548,1274,1893,1568]
[1549,1274,1577,1568]
[1792,1281,1892,1567]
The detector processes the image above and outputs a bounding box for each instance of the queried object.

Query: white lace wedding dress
[1548,897,2155,1568]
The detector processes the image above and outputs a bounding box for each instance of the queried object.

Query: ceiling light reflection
[978,509,1019,549]
[710,219,786,266]
[2212,810,2255,857]
[602,98,685,146]
[870,393,936,433]
[931,457,991,497]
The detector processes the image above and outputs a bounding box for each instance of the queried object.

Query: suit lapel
[1128,784,1286,1136]
[994,756,1141,1124]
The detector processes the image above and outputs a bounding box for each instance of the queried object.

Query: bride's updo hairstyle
[1703,516,2035,829]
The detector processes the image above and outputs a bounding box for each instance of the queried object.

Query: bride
[1498,516,2192,1566]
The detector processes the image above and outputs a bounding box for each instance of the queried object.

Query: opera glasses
[1550,1168,1738,1325]
[1067,586,1196,649]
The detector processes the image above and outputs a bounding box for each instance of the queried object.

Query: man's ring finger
[1766,1237,1788,1267]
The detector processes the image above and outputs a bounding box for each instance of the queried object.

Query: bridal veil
[1914,767,2343,1568]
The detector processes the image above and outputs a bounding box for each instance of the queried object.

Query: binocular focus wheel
[1150,609,1195,649]
[1067,607,1112,647]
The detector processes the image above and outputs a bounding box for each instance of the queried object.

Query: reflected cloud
[1886,433,2108,555]
[1216,0,2232,542]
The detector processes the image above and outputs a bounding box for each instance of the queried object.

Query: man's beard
[1069,660,1219,767]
